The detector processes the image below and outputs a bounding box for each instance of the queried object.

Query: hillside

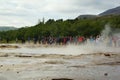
[77,6,120,18]
[76,15,97,19]
[0,15,120,41]
[99,6,120,16]
[0,26,17,31]
[0,6,120,41]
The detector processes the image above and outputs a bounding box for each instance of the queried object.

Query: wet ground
[0,44,120,80]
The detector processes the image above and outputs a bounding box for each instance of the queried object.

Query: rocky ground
[0,44,120,80]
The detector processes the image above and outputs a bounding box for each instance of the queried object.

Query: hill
[76,15,97,19]
[0,6,120,42]
[99,6,120,16]
[0,15,120,41]
[0,26,17,31]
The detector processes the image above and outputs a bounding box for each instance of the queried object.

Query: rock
[104,54,111,57]
[17,71,19,74]
[104,73,108,76]
[52,78,73,80]
[0,65,3,67]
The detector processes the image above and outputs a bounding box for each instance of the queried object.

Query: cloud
[0,0,119,27]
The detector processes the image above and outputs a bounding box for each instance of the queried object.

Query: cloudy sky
[0,0,119,27]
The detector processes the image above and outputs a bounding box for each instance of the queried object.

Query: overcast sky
[0,0,119,27]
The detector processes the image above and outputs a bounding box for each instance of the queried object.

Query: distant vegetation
[0,15,120,42]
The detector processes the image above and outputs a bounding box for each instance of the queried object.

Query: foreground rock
[52,78,73,80]
[0,45,19,49]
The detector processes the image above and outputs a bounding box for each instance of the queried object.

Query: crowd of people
[0,35,120,47]
[18,35,120,47]
[19,36,85,45]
